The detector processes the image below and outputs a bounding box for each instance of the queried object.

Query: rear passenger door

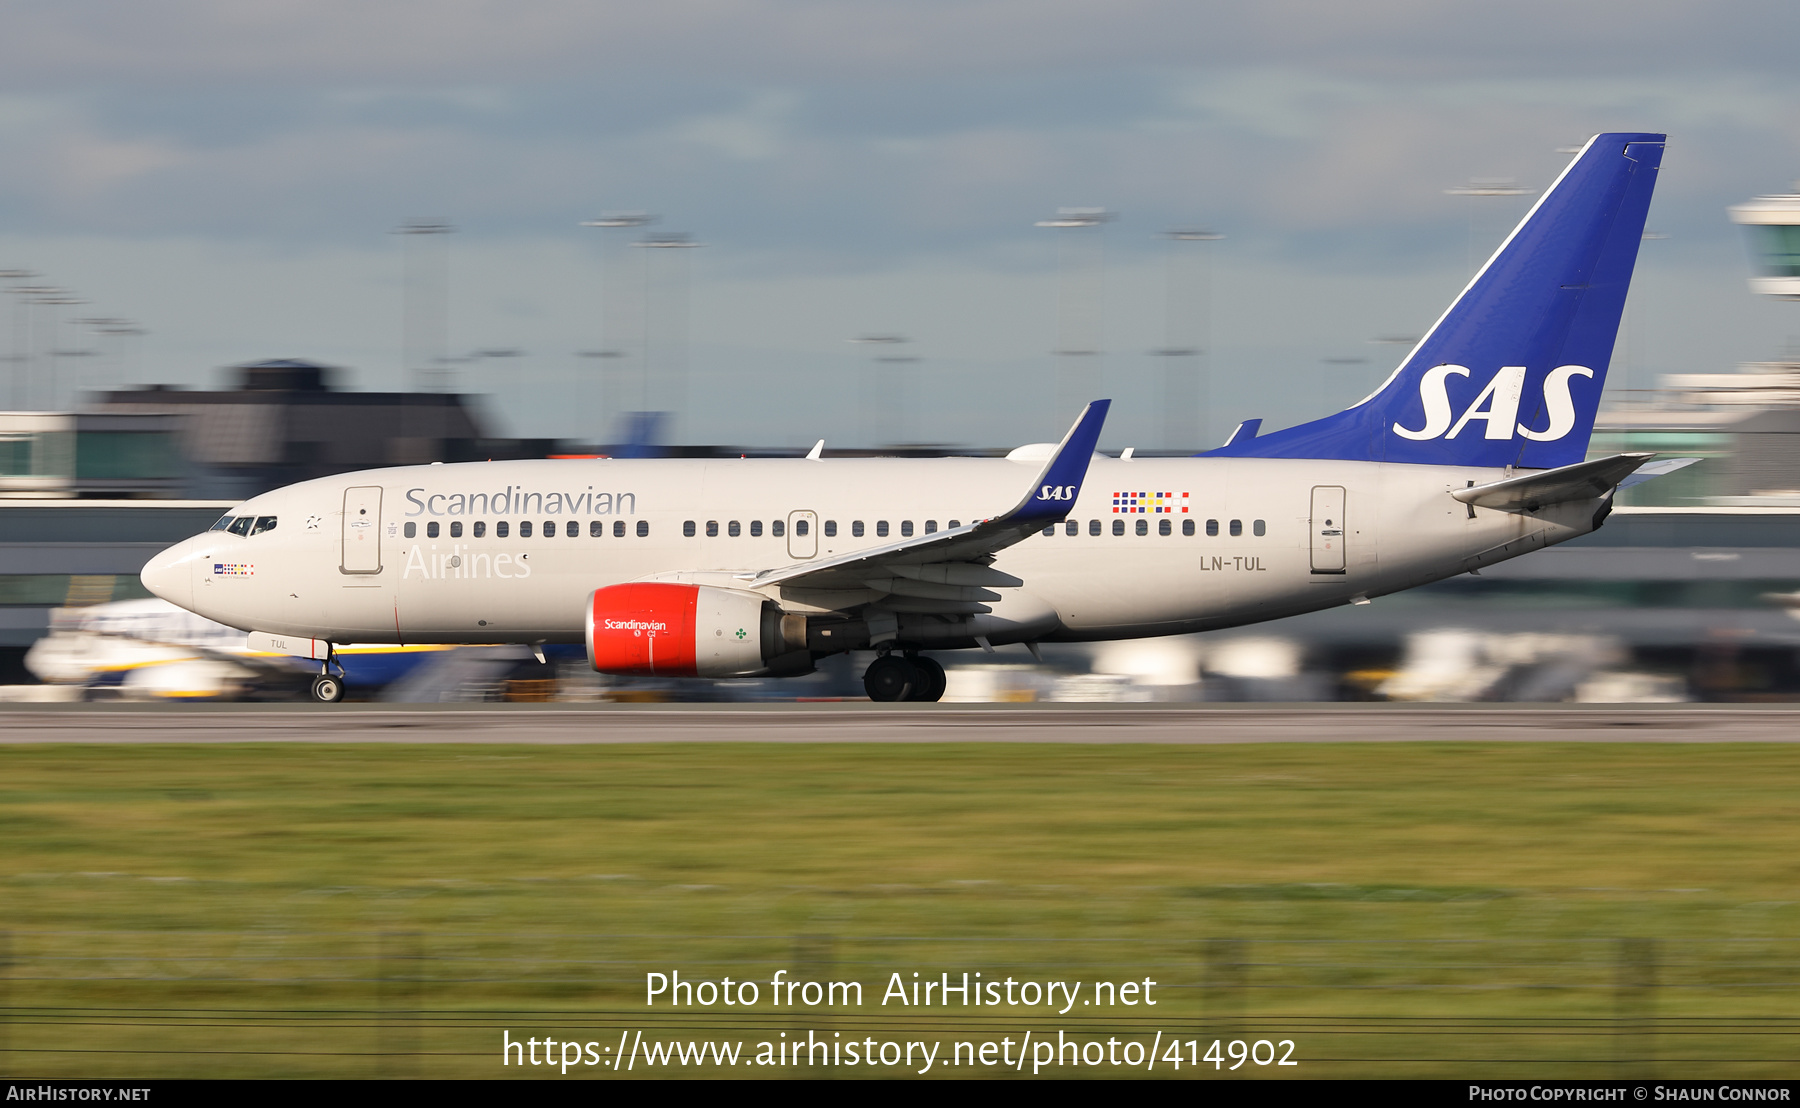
[1309,486,1346,574]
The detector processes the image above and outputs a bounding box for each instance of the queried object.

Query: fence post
[1615,937,1657,1077]
[378,931,423,1078]
[1203,938,1247,1043]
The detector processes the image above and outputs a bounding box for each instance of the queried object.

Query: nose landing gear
[862,652,946,702]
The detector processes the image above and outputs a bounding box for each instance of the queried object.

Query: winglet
[806,439,824,460]
[1002,399,1110,527]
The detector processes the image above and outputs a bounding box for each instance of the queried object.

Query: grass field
[3,741,1798,1078]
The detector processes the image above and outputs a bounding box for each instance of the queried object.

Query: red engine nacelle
[586,583,781,677]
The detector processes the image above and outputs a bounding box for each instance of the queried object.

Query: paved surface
[3,703,1800,743]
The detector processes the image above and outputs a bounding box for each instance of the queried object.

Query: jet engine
[586,583,805,677]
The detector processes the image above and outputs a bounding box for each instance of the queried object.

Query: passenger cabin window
[1112,519,1125,536]
[1230,519,1242,537]
[450,521,462,538]
[1206,519,1219,537]
[1064,520,1077,536]
[901,521,914,538]
[706,521,718,537]
[794,519,808,537]
[750,520,763,537]
[852,521,864,537]
[427,521,439,538]
[227,516,253,537]
[1136,519,1148,536]
[474,521,487,538]
[614,520,626,538]
[1042,524,1054,537]
[496,521,509,538]
[729,521,742,537]
[403,522,417,538]
[1253,520,1266,537]
[683,521,696,537]
[823,520,836,538]
[1158,519,1171,536]
[520,521,534,538]
[636,520,649,538]
[590,520,603,537]
[1182,519,1194,537]
[567,520,578,538]
[542,519,554,537]
[210,515,234,531]
[251,516,277,536]
[949,519,960,529]
[876,521,889,538]
[772,519,785,538]
[925,520,937,534]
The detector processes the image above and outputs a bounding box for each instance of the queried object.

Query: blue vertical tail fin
[1208,132,1664,468]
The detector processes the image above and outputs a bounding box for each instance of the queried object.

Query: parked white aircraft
[143,133,1685,703]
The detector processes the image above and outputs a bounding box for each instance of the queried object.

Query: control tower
[1729,186,1800,300]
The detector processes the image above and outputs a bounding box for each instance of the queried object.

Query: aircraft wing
[740,400,1109,610]
[1451,452,1658,512]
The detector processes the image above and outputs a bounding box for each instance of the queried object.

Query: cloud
[2,0,1795,87]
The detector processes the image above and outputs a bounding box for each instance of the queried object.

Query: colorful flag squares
[1111,492,1190,514]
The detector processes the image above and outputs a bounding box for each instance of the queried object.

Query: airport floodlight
[1036,207,1116,228]
[1445,178,1534,198]
[581,211,657,228]
[394,218,455,235]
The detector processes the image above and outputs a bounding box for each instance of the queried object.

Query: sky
[1,0,1798,450]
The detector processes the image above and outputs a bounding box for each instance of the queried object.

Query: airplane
[25,597,464,699]
[142,132,1683,704]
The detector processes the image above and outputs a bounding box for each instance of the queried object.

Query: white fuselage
[141,454,1605,654]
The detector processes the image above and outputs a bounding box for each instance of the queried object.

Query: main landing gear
[863,652,946,702]
[310,673,345,703]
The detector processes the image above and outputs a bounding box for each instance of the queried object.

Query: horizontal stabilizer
[1618,457,1701,489]
[1452,453,1655,512]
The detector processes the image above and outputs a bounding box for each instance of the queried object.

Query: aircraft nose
[140,540,195,609]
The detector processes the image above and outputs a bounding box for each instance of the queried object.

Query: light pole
[850,335,918,447]
[1444,179,1533,278]
[580,211,655,437]
[395,219,455,393]
[34,295,85,411]
[0,271,38,409]
[632,231,703,441]
[1037,207,1115,414]
[1152,229,1223,450]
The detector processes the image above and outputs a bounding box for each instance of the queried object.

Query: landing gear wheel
[909,656,946,702]
[310,674,345,703]
[863,655,919,702]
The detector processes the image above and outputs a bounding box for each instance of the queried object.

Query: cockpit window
[250,516,277,536]
[210,515,235,531]
[227,516,253,537]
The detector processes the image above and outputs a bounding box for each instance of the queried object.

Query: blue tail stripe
[1206,133,1664,469]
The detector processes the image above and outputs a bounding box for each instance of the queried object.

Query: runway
[3,702,1800,743]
